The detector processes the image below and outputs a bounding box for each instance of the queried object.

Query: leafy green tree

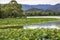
[5,0,23,17]
[0,0,23,18]
[49,11,55,16]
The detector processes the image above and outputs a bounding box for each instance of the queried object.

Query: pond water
[24,22,60,29]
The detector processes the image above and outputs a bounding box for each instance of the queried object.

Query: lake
[24,22,60,29]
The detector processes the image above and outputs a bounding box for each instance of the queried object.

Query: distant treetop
[10,0,18,4]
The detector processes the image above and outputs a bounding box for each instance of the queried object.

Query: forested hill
[22,4,60,12]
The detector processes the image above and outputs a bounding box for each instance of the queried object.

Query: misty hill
[26,8,44,12]
[49,4,60,12]
[22,4,60,12]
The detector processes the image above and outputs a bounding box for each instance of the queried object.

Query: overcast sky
[0,0,60,5]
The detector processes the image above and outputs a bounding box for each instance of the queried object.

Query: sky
[0,0,60,5]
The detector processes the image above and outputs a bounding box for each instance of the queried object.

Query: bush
[0,28,60,40]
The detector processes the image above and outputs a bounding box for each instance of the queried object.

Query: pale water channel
[24,22,60,29]
[27,16,60,18]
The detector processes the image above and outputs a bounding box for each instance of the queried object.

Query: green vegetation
[0,18,58,25]
[0,28,60,40]
[0,0,23,18]
[0,18,59,28]
[0,0,60,40]
[24,10,60,16]
[25,11,57,16]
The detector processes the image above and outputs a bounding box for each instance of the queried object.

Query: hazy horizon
[0,0,60,5]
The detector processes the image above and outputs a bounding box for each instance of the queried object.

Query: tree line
[24,11,60,16]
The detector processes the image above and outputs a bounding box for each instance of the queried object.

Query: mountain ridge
[22,3,60,12]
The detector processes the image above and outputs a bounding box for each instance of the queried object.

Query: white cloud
[0,0,11,4]
[0,0,60,5]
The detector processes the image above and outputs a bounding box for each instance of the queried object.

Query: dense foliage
[0,0,23,18]
[0,28,60,40]
[24,11,60,16]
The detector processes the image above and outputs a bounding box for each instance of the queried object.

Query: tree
[49,11,55,16]
[0,5,6,18]
[6,0,23,17]
[0,0,23,18]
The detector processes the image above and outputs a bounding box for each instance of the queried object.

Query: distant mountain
[22,4,60,12]
[26,8,44,12]
[22,4,52,11]
[49,4,60,12]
